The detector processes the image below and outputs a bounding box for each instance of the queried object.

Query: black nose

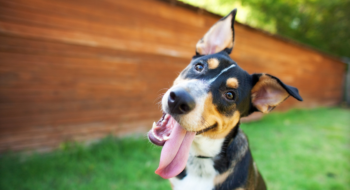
[168,87,195,114]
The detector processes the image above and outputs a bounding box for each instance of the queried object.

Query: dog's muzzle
[167,86,196,115]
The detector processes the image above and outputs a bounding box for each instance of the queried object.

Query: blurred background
[0,0,349,189]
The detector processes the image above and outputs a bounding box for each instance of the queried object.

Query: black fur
[176,168,187,180]
[213,122,240,174]
[173,47,302,189]
[216,150,252,190]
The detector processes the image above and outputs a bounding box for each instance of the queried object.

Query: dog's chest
[170,136,224,190]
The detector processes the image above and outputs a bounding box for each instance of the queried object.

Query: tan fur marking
[207,58,220,69]
[252,162,259,189]
[198,93,240,139]
[251,74,289,113]
[226,77,239,89]
[214,170,231,185]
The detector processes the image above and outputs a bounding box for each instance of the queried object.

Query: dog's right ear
[196,9,237,56]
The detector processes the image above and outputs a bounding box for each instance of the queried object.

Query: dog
[148,9,302,190]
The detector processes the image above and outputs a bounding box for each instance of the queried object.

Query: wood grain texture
[0,0,345,152]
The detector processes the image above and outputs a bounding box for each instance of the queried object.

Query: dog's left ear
[196,9,237,55]
[251,74,303,113]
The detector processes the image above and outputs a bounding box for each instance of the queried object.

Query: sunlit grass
[0,137,167,190]
[0,108,349,190]
[242,108,350,190]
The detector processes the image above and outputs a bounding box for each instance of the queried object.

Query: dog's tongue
[155,117,196,179]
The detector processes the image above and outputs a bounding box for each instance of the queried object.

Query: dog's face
[161,52,252,139]
[148,9,302,179]
[160,10,302,139]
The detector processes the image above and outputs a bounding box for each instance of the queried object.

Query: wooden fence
[0,0,345,152]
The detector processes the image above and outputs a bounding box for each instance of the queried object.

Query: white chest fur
[170,135,225,190]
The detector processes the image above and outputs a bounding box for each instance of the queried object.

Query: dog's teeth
[152,122,157,129]
[151,129,163,141]
[163,136,170,140]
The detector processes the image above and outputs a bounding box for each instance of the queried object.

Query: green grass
[0,108,349,190]
[243,108,350,190]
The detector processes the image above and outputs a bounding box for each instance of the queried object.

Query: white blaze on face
[208,64,236,84]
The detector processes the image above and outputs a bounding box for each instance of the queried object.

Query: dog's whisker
[157,88,169,93]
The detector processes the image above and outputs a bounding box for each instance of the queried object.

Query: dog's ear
[251,74,303,113]
[196,9,237,56]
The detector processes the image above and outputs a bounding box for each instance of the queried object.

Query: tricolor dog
[148,9,302,190]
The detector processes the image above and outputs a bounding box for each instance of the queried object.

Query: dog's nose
[168,87,195,114]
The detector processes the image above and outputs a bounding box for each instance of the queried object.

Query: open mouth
[148,113,173,146]
[148,112,195,179]
[148,113,217,146]
[147,112,217,179]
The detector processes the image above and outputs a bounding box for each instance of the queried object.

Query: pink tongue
[155,118,196,179]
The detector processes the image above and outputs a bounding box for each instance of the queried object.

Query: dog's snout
[168,87,195,114]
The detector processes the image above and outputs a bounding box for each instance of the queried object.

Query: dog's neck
[190,122,240,158]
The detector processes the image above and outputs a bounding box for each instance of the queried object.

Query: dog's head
[148,9,302,179]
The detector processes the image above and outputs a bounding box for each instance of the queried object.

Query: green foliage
[0,108,349,190]
[181,0,350,58]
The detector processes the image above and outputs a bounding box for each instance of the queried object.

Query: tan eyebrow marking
[226,78,239,88]
[207,58,219,69]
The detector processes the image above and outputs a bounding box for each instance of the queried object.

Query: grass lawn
[0,108,349,190]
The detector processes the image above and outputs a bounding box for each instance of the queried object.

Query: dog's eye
[225,91,235,100]
[194,63,204,72]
